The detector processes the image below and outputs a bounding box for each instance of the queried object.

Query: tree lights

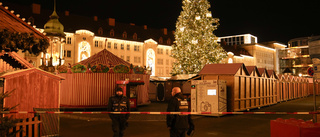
[171,0,227,75]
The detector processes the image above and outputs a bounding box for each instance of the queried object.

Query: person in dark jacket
[108,87,130,137]
[167,87,194,137]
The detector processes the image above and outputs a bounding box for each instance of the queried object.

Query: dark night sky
[4,0,320,44]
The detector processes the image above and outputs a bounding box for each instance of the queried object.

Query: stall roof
[0,3,48,39]
[75,49,130,67]
[0,68,64,81]
[0,51,34,69]
[199,63,249,75]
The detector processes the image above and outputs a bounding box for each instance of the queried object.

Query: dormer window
[98,27,103,35]
[110,29,115,37]
[159,37,163,44]
[122,31,127,39]
[133,33,137,40]
[167,38,171,45]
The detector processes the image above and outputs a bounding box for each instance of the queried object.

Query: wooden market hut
[0,68,64,119]
[58,49,150,108]
[0,2,55,120]
[198,63,278,112]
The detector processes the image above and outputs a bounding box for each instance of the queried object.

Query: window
[107,42,111,48]
[99,41,102,48]
[64,50,71,57]
[110,29,115,37]
[126,56,130,62]
[67,37,72,44]
[122,31,127,39]
[159,37,163,43]
[167,38,171,45]
[134,45,140,51]
[291,41,298,47]
[157,48,163,54]
[121,44,124,50]
[157,59,163,65]
[95,41,99,47]
[120,55,124,60]
[166,49,169,55]
[133,33,137,40]
[114,43,118,49]
[127,44,130,50]
[134,56,141,63]
[98,27,103,35]
[166,59,169,65]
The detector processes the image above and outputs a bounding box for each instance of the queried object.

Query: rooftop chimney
[94,16,98,21]
[32,3,41,14]
[108,18,115,26]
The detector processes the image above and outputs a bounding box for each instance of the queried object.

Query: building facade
[278,36,320,77]
[218,34,286,74]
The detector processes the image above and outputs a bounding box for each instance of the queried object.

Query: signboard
[307,67,314,77]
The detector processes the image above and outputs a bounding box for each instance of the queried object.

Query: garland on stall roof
[0,29,50,55]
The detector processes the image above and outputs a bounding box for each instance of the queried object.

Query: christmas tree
[171,0,226,75]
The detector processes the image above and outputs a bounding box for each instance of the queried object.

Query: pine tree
[171,0,227,75]
[0,89,22,137]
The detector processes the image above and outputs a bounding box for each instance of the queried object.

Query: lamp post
[308,37,320,123]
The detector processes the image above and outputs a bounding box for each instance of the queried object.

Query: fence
[58,73,150,107]
[13,116,42,137]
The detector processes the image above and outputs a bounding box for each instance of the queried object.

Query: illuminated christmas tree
[171,0,226,75]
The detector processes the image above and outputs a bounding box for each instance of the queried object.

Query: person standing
[167,87,195,137]
[108,87,130,137]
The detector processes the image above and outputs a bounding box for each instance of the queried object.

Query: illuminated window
[133,33,137,40]
[78,41,91,62]
[110,29,114,37]
[228,58,233,63]
[146,49,155,76]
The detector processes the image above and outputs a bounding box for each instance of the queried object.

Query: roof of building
[0,67,64,80]
[220,42,252,57]
[2,2,174,44]
[199,63,249,75]
[75,49,130,67]
[0,51,34,69]
[0,3,47,39]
